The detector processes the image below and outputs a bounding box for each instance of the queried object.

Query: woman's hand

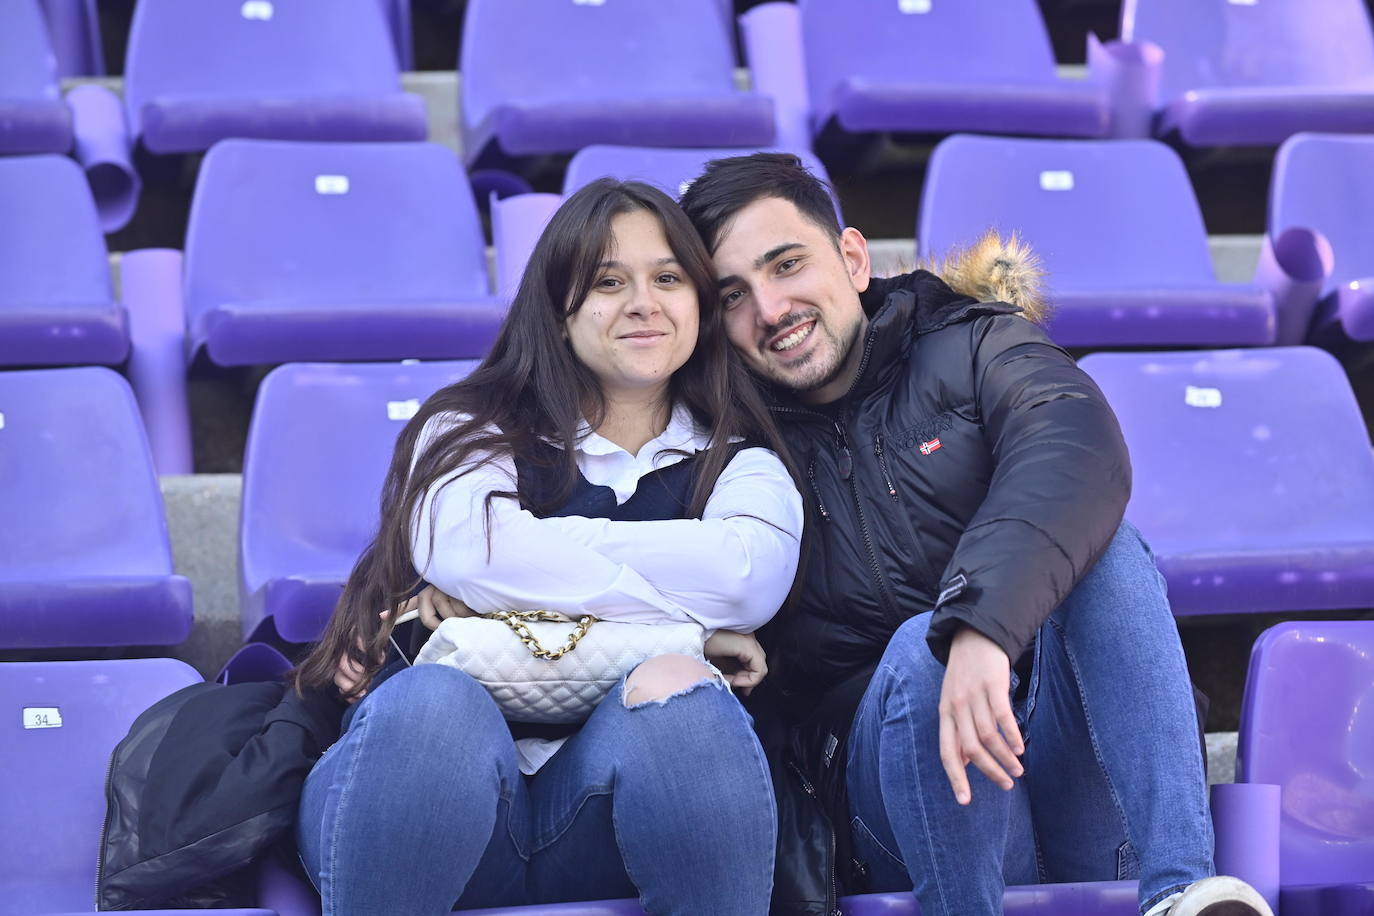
[404,585,477,630]
[334,636,384,703]
[704,630,769,696]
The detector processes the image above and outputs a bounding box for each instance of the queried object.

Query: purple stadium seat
[184,140,504,366]
[1270,133,1374,343]
[1080,347,1374,617]
[919,135,1290,348]
[1121,0,1374,147]
[0,0,74,155]
[0,155,128,366]
[123,0,426,155]
[0,368,193,649]
[459,0,774,168]
[0,659,207,914]
[1238,621,1374,914]
[239,360,477,644]
[792,0,1110,143]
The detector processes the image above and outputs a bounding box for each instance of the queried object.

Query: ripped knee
[622,654,717,707]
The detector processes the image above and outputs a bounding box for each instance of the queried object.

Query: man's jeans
[297,663,776,915]
[847,521,1213,916]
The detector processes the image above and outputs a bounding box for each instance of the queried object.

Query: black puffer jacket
[768,267,1130,710]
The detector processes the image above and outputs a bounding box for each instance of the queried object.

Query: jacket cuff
[925,574,1023,666]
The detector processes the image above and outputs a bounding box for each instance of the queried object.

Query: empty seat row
[7,618,1372,914]
[10,0,1374,230]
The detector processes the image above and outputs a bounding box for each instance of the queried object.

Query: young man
[679,153,1271,916]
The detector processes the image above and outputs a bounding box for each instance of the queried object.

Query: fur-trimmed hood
[924,229,1047,324]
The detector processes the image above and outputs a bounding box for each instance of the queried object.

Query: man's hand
[404,585,477,630]
[938,625,1025,805]
[704,630,769,696]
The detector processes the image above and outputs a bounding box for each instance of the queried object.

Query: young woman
[292,179,804,915]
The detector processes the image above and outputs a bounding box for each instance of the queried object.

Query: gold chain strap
[488,610,596,660]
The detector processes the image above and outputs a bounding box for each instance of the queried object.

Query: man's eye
[777,257,801,273]
[721,289,745,309]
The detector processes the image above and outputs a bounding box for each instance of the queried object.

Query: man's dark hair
[680,152,842,252]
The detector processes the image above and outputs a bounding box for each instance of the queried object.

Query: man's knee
[623,653,718,707]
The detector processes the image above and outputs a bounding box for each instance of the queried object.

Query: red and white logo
[919,438,942,455]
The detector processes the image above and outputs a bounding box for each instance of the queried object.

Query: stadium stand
[1237,621,1374,913]
[122,0,427,155]
[1270,133,1374,344]
[238,360,477,647]
[458,0,774,170]
[0,155,128,367]
[0,367,193,650]
[1081,347,1374,618]
[1120,0,1374,147]
[6,1,1374,912]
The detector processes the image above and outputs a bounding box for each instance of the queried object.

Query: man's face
[711,197,871,404]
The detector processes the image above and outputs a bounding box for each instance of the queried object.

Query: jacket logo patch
[890,412,954,453]
[919,438,942,455]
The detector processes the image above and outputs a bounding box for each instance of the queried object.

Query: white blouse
[410,404,804,634]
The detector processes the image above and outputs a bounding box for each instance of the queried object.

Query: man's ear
[839,226,872,293]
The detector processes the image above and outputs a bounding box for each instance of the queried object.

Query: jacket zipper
[787,760,841,916]
[94,747,118,909]
[806,457,832,521]
[873,435,898,500]
[836,415,902,630]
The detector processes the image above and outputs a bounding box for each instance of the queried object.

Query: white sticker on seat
[1227,0,1258,6]
[0,411,5,429]
[387,399,421,421]
[315,175,350,195]
[241,1,274,20]
[899,0,932,12]
[573,0,606,6]
[1185,386,1223,408]
[1040,170,1075,191]
[23,708,62,729]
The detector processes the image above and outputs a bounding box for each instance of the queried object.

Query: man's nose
[756,285,792,328]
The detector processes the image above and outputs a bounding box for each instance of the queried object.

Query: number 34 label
[23,707,63,729]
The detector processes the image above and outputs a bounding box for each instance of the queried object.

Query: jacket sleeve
[925,314,1132,664]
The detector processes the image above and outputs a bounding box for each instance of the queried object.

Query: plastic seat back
[0,659,202,914]
[239,360,478,643]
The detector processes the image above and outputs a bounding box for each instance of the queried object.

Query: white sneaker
[1143,876,1275,916]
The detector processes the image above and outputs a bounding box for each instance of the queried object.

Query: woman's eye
[596,276,622,289]
[656,273,680,285]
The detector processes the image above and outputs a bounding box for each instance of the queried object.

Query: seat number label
[241,1,274,20]
[387,399,421,421]
[1040,170,1075,191]
[899,0,932,12]
[315,175,350,195]
[1185,386,1223,408]
[23,708,63,729]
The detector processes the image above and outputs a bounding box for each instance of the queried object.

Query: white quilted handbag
[413,611,706,724]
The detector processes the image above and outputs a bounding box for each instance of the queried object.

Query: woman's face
[565,209,700,403]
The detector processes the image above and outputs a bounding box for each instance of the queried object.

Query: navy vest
[513,439,711,522]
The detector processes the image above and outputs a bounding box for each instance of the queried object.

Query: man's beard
[757,311,863,395]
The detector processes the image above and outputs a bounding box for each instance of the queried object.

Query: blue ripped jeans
[297,662,776,915]
[846,521,1213,916]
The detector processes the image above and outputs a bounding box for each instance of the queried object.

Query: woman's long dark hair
[295,179,800,698]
